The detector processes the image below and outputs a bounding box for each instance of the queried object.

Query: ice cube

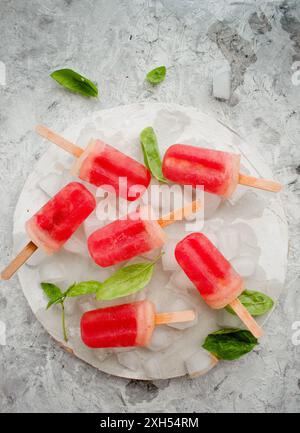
[95,349,112,362]
[218,227,239,260]
[216,308,245,328]
[170,270,193,290]
[227,185,248,206]
[63,297,78,316]
[204,192,221,219]
[162,240,180,271]
[117,351,142,371]
[144,357,163,379]
[38,173,62,197]
[231,256,256,278]
[83,213,102,238]
[78,300,95,313]
[213,62,231,100]
[39,260,66,283]
[148,326,180,352]
[26,248,48,267]
[163,221,187,240]
[185,349,218,378]
[63,235,88,256]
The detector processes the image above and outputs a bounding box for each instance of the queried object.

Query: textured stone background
[0,0,299,413]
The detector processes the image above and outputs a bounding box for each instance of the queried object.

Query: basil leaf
[96,262,155,301]
[50,69,98,97]
[41,282,63,302]
[140,127,167,182]
[202,328,258,361]
[146,66,166,85]
[66,281,101,297]
[225,290,274,317]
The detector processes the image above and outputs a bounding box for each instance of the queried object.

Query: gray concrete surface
[0,0,299,413]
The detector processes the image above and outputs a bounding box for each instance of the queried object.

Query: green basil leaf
[66,281,101,297]
[50,69,98,97]
[202,328,258,361]
[225,290,274,317]
[140,127,167,182]
[96,262,155,301]
[146,66,166,85]
[41,282,62,302]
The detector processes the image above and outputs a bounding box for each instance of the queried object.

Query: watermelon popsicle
[1,182,96,280]
[175,233,263,338]
[162,144,282,197]
[87,201,201,267]
[81,300,195,348]
[36,125,151,201]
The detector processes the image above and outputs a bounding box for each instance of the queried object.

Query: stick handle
[36,125,83,158]
[155,310,195,325]
[157,200,201,228]
[239,173,282,193]
[229,298,263,339]
[1,241,38,280]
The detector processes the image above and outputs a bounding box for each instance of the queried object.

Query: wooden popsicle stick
[36,125,83,158]
[229,298,263,339]
[1,241,38,281]
[155,309,196,325]
[239,173,282,193]
[157,200,201,228]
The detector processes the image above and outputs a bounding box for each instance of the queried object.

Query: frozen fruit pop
[88,207,167,267]
[26,182,96,253]
[36,125,151,201]
[175,233,263,338]
[1,182,96,280]
[87,201,201,267]
[162,144,281,197]
[81,300,195,348]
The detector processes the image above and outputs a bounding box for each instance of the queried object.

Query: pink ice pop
[87,207,166,267]
[163,144,281,197]
[175,233,263,338]
[81,300,196,348]
[81,300,156,348]
[175,233,244,309]
[162,144,240,198]
[72,139,151,201]
[26,182,96,254]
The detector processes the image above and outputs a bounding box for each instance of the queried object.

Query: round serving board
[13,103,288,380]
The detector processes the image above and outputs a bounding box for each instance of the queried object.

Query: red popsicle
[175,233,263,338]
[36,126,151,201]
[162,144,281,197]
[1,182,96,280]
[81,300,195,348]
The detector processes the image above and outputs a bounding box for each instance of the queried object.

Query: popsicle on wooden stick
[175,233,263,339]
[1,182,96,281]
[36,125,151,201]
[162,144,282,197]
[87,201,201,267]
[81,300,196,348]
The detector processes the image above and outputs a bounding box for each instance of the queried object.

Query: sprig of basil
[50,69,98,97]
[41,255,161,340]
[202,328,258,361]
[225,290,274,317]
[146,66,166,85]
[41,283,68,342]
[140,127,167,183]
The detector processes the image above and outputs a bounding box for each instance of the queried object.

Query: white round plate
[13,103,288,380]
